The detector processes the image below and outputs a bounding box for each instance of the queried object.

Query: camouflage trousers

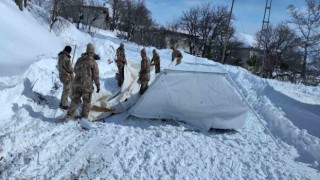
[118,66,124,86]
[155,65,160,74]
[139,80,149,95]
[60,81,72,107]
[176,58,182,65]
[66,90,92,118]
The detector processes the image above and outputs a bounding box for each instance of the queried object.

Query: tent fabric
[129,64,249,131]
[88,60,156,121]
[88,60,248,131]
[167,62,227,74]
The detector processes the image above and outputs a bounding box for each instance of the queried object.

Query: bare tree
[256,23,302,78]
[180,6,200,38]
[165,19,181,48]
[166,19,181,33]
[197,4,215,57]
[85,0,101,33]
[180,6,200,54]
[46,0,64,31]
[179,3,231,59]
[306,60,320,85]
[118,0,134,39]
[88,9,101,33]
[106,0,123,31]
[212,27,243,62]
[274,25,303,81]
[288,0,320,80]
[119,0,153,40]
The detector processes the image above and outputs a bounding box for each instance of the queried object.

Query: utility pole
[221,0,235,64]
[258,0,272,77]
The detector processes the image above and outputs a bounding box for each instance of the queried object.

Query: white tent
[89,60,248,131]
[129,62,249,131]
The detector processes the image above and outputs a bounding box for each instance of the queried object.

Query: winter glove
[96,88,100,93]
[94,54,100,60]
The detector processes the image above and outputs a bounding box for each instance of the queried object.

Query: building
[231,47,259,68]
[133,28,201,55]
[162,30,199,54]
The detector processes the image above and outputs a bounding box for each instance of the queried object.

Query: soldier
[150,49,160,74]
[139,48,151,95]
[171,45,183,65]
[81,52,101,60]
[65,43,100,120]
[57,46,73,110]
[116,43,127,86]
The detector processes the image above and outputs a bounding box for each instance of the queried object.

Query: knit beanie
[86,43,95,53]
[141,48,146,55]
[64,46,72,53]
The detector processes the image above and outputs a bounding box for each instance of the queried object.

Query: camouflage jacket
[116,47,127,67]
[58,51,74,84]
[73,54,100,93]
[172,49,183,61]
[139,55,151,81]
[151,52,160,66]
[81,52,100,60]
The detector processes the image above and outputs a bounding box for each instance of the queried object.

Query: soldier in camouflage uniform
[171,45,183,65]
[65,43,100,120]
[116,43,127,86]
[150,49,160,74]
[139,48,151,95]
[57,46,73,110]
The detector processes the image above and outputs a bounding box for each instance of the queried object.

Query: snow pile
[0,0,62,77]
[227,66,320,167]
[237,33,257,48]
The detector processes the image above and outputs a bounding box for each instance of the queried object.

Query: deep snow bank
[227,66,320,167]
[0,0,62,77]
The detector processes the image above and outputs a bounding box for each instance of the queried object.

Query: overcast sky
[145,0,306,36]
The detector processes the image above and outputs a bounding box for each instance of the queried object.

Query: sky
[145,0,306,36]
[0,0,320,179]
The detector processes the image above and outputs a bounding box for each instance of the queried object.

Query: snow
[237,33,257,48]
[0,0,320,179]
[0,0,62,77]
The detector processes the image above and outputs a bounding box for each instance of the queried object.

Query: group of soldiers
[58,43,100,121]
[57,43,183,121]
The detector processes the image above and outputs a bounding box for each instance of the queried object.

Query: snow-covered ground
[0,1,319,179]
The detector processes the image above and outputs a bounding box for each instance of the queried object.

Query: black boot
[59,103,69,110]
[118,81,123,87]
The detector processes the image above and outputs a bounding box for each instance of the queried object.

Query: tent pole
[226,74,281,148]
